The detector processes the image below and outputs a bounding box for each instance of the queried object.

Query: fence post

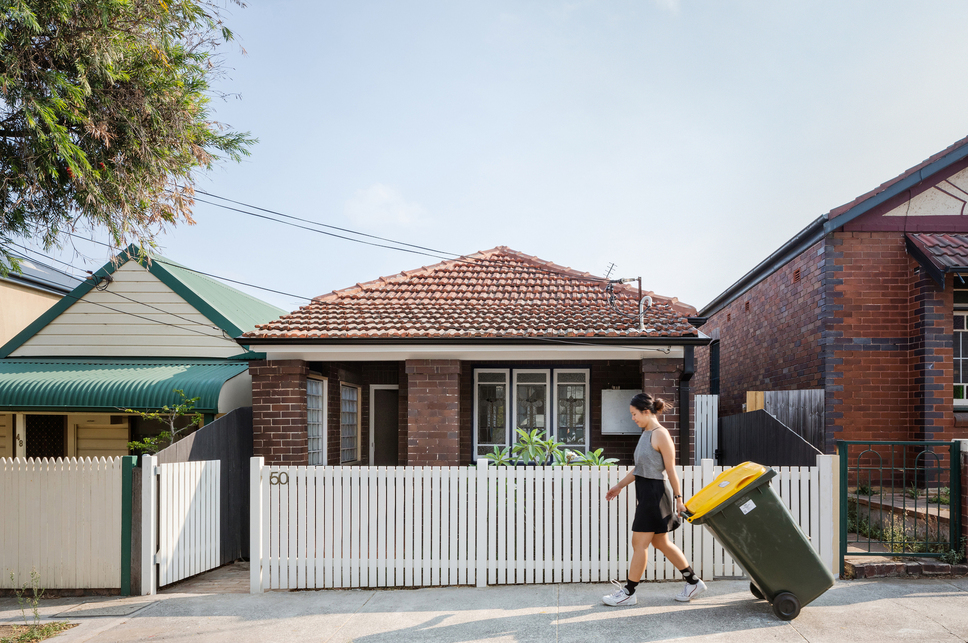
[140,455,157,596]
[120,456,136,596]
[700,458,715,579]
[476,458,488,588]
[250,457,264,594]
[817,454,837,577]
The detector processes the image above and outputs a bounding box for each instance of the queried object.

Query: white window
[473,367,590,459]
[554,369,589,450]
[514,369,550,438]
[340,384,360,463]
[474,369,509,457]
[307,378,327,465]
[956,313,968,408]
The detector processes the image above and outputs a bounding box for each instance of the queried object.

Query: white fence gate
[140,456,221,593]
[695,394,719,465]
[0,457,122,589]
[250,456,837,593]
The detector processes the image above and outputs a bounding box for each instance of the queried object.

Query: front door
[371,387,399,466]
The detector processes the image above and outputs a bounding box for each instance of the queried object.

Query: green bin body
[687,466,834,619]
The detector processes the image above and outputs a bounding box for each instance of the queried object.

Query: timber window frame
[472,366,590,460]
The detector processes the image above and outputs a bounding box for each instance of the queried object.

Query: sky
[26,0,968,315]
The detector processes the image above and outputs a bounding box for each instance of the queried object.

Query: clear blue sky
[32,1,968,314]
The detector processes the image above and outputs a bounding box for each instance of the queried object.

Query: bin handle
[727,472,761,490]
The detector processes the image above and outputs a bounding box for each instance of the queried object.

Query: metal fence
[838,440,962,577]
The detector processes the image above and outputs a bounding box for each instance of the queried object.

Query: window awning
[0,359,249,412]
[906,233,968,289]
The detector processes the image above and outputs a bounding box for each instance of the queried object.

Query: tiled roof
[907,233,968,270]
[245,247,699,340]
[827,135,968,223]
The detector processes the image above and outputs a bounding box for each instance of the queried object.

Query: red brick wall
[694,239,825,417]
[405,359,461,465]
[250,359,310,465]
[458,359,682,466]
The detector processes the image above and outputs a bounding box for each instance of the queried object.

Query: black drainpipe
[679,346,695,467]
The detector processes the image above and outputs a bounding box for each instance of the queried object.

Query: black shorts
[631,476,679,534]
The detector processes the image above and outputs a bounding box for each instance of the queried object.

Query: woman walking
[602,392,706,606]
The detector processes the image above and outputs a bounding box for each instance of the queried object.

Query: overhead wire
[1,244,230,339]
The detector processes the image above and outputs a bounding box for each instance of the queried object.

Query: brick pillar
[405,359,460,465]
[912,271,952,441]
[250,359,309,465]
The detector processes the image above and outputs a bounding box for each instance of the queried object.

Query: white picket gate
[250,456,838,593]
[0,457,123,589]
[140,456,221,593]
[695,394,719,465]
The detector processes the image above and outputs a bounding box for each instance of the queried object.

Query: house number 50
[269,472,289,485]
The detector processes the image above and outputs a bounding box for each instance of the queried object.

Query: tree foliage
[0,0,254,272]
[126,388,203,455]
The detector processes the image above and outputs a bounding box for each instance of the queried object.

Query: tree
[0,0,254,273]
[126,388,203,455]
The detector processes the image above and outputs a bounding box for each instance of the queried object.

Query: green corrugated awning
[0,359,249,412]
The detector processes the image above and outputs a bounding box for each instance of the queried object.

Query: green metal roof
[0,359,248,412]
[0,245,287,358]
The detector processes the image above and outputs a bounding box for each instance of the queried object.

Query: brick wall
[250,359,310,465]
[694,239,825,417]
[405,359,461,465]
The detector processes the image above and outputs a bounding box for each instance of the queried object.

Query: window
[554,370,588,449]
[475,369,509,457]
[473,368,590,458]
[956,313,968,408]
[514,369,550,437]
[307,378,327,465]
[340,384,360,463]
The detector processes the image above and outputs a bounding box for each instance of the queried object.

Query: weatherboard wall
[10,263,243,359]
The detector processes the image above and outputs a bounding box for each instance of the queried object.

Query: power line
[11,244,226,333]
[1,244,231,339]
[189,190,611,285]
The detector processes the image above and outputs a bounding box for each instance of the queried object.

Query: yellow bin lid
[685,462,769,522]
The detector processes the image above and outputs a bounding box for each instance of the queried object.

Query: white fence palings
[0,457,122,590]
[250,456,838,593]
[154,459,220,588]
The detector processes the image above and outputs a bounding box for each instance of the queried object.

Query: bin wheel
[750,582,764,600]
[772,592,801,621]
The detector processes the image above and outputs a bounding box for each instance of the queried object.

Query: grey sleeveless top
[632,430,667,480]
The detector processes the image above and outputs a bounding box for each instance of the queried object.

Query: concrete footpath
[3,574,968,643]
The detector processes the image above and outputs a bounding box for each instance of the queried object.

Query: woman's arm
[605,470,636,501]
[654,428,687,514]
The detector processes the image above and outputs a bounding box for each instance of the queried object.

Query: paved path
[3,568,968,642]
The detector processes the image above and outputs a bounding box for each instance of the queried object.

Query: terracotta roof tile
[827,135,968,223]
[244,247,699,340]
[909,233,968,270]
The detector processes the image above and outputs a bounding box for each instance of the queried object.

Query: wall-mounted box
[601,389,644,435]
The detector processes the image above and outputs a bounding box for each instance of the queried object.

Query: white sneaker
[602,579,637,606]
[675,578,707,602]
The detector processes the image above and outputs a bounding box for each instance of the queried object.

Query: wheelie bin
[684,462,834,620]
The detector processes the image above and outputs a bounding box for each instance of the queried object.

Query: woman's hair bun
[630,392,669,415]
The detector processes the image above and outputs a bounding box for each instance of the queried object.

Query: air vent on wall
[794,268,801,283]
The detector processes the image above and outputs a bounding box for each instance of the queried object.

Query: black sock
[680,566,699,585]
[624,578,639,595]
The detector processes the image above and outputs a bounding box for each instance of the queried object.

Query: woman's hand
[605,485,623,501]
[675,498,687,516]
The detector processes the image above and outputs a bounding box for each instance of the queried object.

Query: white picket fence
[140,456,221,593]
[250,456,838,593]
[695,394,719,465]
[0,457,122,589]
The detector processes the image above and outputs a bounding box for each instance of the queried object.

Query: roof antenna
[609,276,653,331]
[604,263,617,280]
